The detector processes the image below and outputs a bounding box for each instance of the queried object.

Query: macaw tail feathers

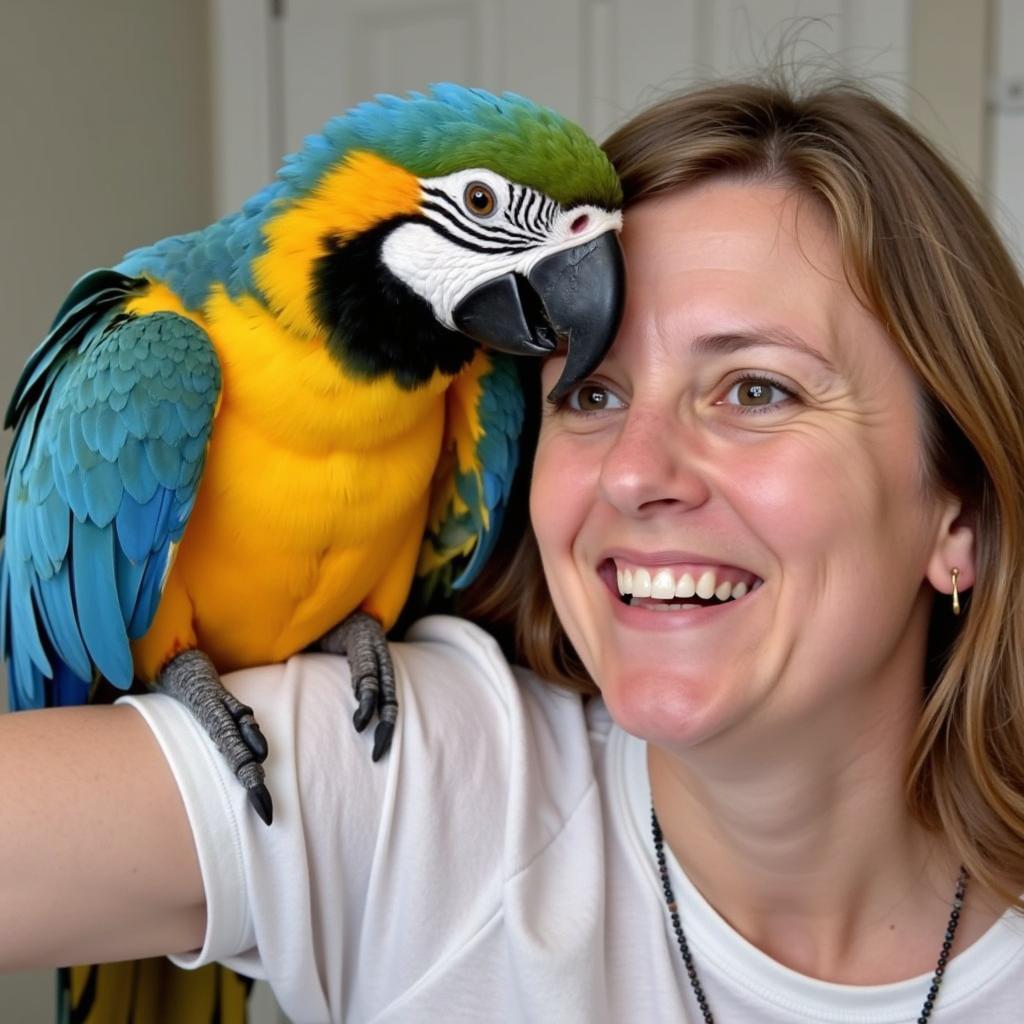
[57,960,253,1024]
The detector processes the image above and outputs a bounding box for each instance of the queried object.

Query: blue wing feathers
[68,415,101,472]
[450,355,524,590]
[5,271,143,430]
[11,399,41,477]
[115,552,148,630]
[54,407,77,479]
[9,639,47,711]
[116,490,165,564]
[35,568,91,681]
[82,459,123,527]
[71,518,133,687]
[129,549,172,640]
[417,352,525,598]
[452,518,501,589]
[146,438,182,490]
[11,573,51,681]
[95,406,128,462]
[51,659,91,708]
[25,501,53,579]
[39,489,70,567]
[483,470,502,509]
[117,437,159,505]
[59,462,89,524]
[27,453,54,505]
[1,272,220,708]
[0,557,9,661]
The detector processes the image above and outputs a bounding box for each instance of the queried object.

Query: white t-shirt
[122,616,1024,1023]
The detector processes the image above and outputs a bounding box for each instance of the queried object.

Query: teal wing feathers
[0,270,221,709]
[415,349,525,605]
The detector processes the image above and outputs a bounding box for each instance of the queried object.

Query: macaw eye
[464,182,496,218]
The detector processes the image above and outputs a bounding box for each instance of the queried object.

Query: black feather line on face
[311,217,477,388]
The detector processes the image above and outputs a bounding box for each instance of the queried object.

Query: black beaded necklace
[650,807,968,1024]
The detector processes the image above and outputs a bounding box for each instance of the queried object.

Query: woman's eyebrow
[690,328,838,375]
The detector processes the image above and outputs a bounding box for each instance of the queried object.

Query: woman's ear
[925,494,976,596]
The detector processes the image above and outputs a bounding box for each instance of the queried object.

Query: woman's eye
[721,376,794,411]
[566,383,623,413]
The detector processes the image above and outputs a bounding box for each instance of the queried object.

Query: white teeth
[696,570,716,599]
[675,572,696,598]
[633,567,652,597]
[651,569,676,599]
[613,561,759,603]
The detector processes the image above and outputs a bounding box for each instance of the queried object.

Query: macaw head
[252,84,624,397]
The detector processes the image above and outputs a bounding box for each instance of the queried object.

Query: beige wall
[0,1,212,701]
[0,1,212,1016]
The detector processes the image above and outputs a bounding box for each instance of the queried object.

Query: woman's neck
[646,676,1001,983]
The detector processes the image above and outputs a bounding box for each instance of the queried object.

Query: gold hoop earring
[951,567,961,616]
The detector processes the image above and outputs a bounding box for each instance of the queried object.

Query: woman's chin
[597,666,735,748]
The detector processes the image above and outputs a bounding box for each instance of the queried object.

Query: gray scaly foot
[318,611,397,761]
[157,648,274,825]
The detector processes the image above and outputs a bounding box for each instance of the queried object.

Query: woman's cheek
[530,431,590,549]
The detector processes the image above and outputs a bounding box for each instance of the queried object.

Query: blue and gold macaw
[1,84,624,823]
[3,83,624,1024]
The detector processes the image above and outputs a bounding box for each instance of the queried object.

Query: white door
[213,0,911,215]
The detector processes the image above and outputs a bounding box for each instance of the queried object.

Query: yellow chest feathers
[125,282,452,545]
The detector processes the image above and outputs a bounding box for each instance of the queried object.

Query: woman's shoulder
[229,614,590,754]
[401,614,593,743]
[118,616,607,1015]
[128,614,599,861]
[395,616,599,832]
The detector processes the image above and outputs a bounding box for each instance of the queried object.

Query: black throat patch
[311,217,477,388]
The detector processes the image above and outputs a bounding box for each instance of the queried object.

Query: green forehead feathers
[279,83,622,210]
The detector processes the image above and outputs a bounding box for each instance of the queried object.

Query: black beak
[452,230,625,400]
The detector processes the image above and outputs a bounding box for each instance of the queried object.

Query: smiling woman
[3,77,1024,1024]
[466,78,1024,1019]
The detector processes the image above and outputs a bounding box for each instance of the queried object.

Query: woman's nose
[597,409,711,516]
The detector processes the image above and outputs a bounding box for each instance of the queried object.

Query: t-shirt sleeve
[118,615,589,1022]
[120,652,365,1004]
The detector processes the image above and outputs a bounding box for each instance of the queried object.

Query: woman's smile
[598,554,763,621]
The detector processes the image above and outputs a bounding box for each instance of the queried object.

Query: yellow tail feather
[58,959,252,1024]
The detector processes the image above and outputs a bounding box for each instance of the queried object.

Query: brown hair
[463,78,1024,908]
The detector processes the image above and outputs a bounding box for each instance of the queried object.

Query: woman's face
[532,181,962,749]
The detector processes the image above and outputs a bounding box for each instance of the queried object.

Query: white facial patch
[379,167,622,327]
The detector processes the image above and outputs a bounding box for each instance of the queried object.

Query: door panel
[275,0,910,159]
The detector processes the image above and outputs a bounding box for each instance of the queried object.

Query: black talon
[235,714,268,762]
[231,702,268,760]
[319,611,400,759]
[248,784,274,826]
[353,676,378,732]
[372,720,395,762]
[240,722,269,762]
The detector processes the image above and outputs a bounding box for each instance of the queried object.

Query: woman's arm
[0,704,205,969]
